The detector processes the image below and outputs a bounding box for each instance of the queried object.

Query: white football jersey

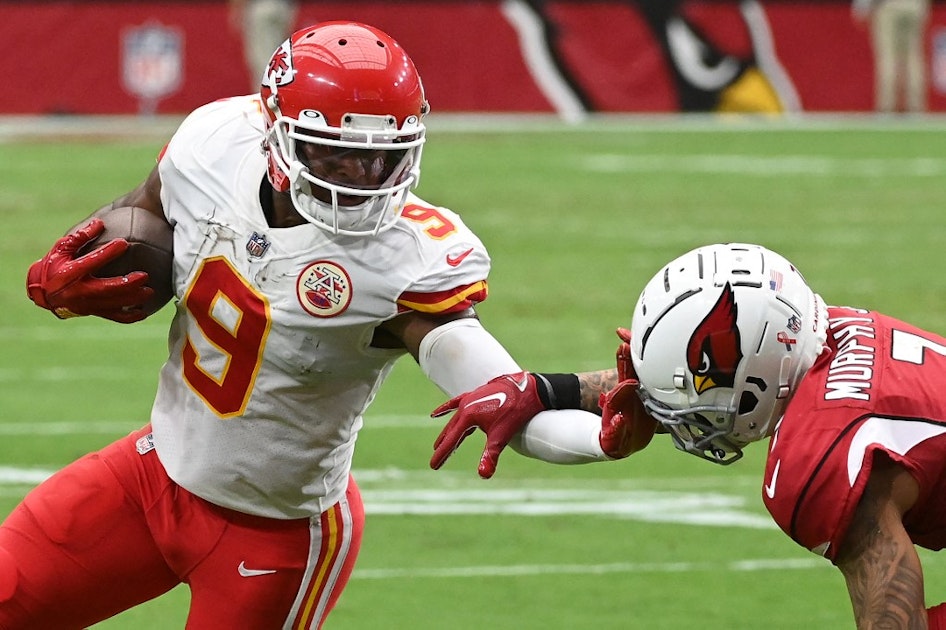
[151,95,491,518]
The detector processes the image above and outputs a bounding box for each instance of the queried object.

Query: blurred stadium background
[4,1,946,628]
[7,0,946,117]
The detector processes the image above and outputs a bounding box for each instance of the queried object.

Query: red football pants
[0,425,364,629]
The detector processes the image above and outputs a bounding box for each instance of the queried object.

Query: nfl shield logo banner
[122,23,184,111]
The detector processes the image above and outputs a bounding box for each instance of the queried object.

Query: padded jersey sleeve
[157,95,265,223]
[394,199,491,315]
[768,416,946,561]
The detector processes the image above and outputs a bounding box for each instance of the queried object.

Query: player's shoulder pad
[397,198,490,272]
[162,95,263,169]
[395,197,491,311]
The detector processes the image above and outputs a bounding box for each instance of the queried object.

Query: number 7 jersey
[150,95,491,519]
[763,306,946,561]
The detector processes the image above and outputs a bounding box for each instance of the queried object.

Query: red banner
[2,1,945,115]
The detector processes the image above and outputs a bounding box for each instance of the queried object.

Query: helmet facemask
[266,102,426,236]
[639,389,744,464]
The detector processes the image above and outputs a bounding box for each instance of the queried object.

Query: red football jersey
[763,306,946,562]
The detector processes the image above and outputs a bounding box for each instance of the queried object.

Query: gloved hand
[430,371,545,479]
[598,328,657,458]
[26,219,153,323]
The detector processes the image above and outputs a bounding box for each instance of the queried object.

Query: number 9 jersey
[151,95,491,519]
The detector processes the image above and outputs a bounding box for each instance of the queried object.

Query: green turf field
[3,115,946,628]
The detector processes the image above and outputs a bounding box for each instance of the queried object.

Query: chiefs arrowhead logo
[261,39,295,88]
[686,283,743,394]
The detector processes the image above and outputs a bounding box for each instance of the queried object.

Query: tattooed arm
[576,368,620,412]
[836,453,925,629]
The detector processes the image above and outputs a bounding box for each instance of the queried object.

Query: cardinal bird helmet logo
[686,283,743,395]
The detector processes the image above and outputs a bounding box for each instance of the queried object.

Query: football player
[8,22,631,629]
[432,242,946,628]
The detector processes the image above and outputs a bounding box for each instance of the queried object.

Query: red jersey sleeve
[763,307,946,561]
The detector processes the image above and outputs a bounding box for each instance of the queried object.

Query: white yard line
[0,465,770,529]
[0,457,820,579]
[581,154,946,177]
[360,488,774,529]
[0,466,53,484]
[353,557,825,580]
[0,421,142,435]
[0,324,168,340]
[0,415,433,434]
[0,367,159,383]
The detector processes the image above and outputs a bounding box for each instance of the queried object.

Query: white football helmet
[260,22,428,236]
[630,243,828,464]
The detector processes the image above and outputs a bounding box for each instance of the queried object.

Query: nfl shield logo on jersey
[246,232,271,258]
[135,433,156,455]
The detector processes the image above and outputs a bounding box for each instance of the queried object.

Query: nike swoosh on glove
[430,371,545,479]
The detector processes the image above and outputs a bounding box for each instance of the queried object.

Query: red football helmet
[260,22,428,235]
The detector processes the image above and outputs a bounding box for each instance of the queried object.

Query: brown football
[86,205,174,317]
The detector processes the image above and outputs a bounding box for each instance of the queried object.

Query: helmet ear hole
[738,390,759,415]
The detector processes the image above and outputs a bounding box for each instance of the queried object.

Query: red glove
[597,328,657,458]
[616,327,633,381]
[26,219,154,323]
[929,602,946,630]
[430,371,545,479]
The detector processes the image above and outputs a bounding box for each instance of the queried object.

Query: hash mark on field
[353,557,825,580]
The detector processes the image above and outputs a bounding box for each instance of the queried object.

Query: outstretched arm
[836,453,936,629]
[429,328,657,478]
